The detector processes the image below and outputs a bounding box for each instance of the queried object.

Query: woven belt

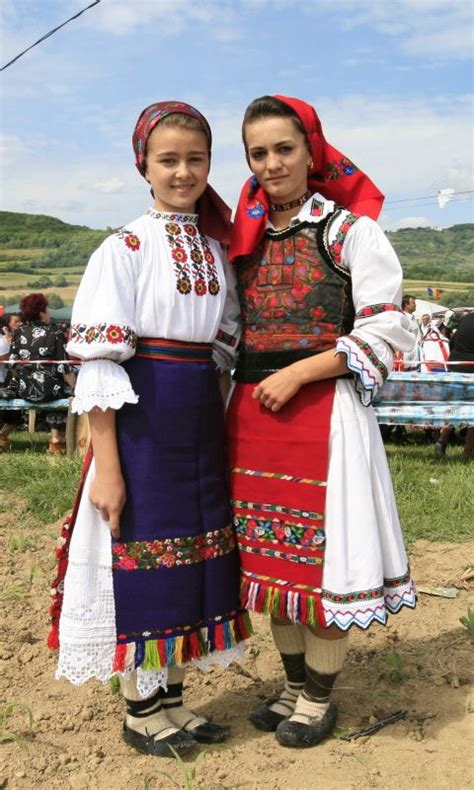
[234,348,353,383]
[135,338,213,363]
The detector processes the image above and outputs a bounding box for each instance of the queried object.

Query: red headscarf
[132,101,232,244]
[229,95,384,259]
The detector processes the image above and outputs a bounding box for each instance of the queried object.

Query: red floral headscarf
[229,95,384,260]
[132,101,232,244]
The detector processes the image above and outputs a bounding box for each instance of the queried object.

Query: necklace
[270,190,311,212]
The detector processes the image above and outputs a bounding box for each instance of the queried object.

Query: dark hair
[20,292,48,322]
[402,294,416,309]
[242,95,308,150]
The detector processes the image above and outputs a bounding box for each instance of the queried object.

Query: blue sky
[1,0,472,231]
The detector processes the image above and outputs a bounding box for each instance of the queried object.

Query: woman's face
[245,116,311,204]
[145,124,210,213]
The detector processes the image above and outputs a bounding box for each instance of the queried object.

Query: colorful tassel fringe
[113,611,253,673]
[240,577,326,628]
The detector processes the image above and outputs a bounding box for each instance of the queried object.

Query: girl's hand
[89,471,126,539]
[252,366,304,412]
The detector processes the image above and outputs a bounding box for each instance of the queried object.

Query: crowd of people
[0,95,472,759]
[0,294,75,452]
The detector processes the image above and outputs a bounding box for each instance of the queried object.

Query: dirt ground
[0,515,472,790]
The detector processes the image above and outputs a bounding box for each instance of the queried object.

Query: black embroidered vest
[234,210,358,382]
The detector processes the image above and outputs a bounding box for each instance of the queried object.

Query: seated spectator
[7,293,76,453]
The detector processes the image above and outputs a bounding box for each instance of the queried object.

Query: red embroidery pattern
[115,228,141,251]
[163,220,220,297]
[330,212,359,265]
[356,303,402,320]
[112,525,235,571]
[70,322,137,347]
[239,227,352,353]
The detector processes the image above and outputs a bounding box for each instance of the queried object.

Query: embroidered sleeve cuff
[336,334,390,406]
[71,359,139,414]
[213,328,240,372]
[67,322,137,362]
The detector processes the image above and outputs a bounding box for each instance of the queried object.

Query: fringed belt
[234,348,353,383]
[135,337,213,363]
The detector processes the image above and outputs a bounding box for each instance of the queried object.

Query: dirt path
[0,517,472,790]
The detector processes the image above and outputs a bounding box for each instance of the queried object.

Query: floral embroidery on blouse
[115,228,141,251]
[70,322,137,347]
[112,525,235,570]
[326,157,358,180]
[329,212,360,265]
[355,303,402,320]
[162,220,220,297]
[346,333,388,380]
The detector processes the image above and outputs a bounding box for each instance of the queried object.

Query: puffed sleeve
[334,216,415,405]
[213,256,241,372]
[67,234,139,414]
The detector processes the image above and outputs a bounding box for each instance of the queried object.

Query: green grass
[386,442,473,543]
[0,431,472,544]
[0,433,82,524]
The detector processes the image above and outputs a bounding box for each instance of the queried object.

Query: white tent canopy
[414,298,452,320]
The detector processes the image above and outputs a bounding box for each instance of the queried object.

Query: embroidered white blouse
[68,210,240,414]
[268,193,414,405]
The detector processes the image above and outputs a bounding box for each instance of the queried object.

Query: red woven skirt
[227,379,336,628]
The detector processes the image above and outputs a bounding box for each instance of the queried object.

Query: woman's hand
[252,366,304,412]
[89,471,126,539]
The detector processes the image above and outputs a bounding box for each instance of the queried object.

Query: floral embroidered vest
[234,210,359,382]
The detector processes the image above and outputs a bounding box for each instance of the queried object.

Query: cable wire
[1,0,101,72]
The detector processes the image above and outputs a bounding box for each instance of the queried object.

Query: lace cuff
[336,333,391,406]
[71,359,139,414]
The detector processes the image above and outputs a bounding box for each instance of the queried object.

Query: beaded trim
[270,190,312,212]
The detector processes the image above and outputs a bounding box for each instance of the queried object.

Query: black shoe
[275,703,338,748]
[188,720,231,744]
[122,723,195,757]
[249,700,288,732]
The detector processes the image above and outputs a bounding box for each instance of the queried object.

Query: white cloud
[79,0,243,41]
[91,178,125,194]
[396,216,432,229]
[0,134,29,168]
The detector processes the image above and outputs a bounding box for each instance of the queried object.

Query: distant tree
[28,276,53,288]
[53,275,69,287]
[47,293,64,309]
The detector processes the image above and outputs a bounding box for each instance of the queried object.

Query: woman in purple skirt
[49,101,251,757]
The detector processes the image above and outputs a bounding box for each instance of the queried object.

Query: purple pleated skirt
[111,340,249,661]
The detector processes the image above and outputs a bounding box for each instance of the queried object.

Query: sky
[0,0,473,231]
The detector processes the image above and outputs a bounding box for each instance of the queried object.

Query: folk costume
[48,103,251,752]
[227,96,416,746]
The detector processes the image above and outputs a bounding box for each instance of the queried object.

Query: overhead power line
[1,0,101,72]
[385,190,473,206]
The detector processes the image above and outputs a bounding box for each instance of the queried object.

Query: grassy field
[0,431,472,543]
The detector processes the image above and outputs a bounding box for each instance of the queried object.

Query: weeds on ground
[144,747,208,789]
[459,608,474,641]
[0,584,26,603]
[0,701,33,750]
[7,534,36,553]
[383,650,410,683]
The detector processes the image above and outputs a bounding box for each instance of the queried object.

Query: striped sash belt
[135,337,213,363]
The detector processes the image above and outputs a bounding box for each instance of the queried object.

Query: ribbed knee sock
[269,619,306,717]
[120,672,179,741]
[160,667,208,732]
[290,629,349,724]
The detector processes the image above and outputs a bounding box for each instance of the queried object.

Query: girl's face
[145,124,210,213]
[245,116,311,204]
